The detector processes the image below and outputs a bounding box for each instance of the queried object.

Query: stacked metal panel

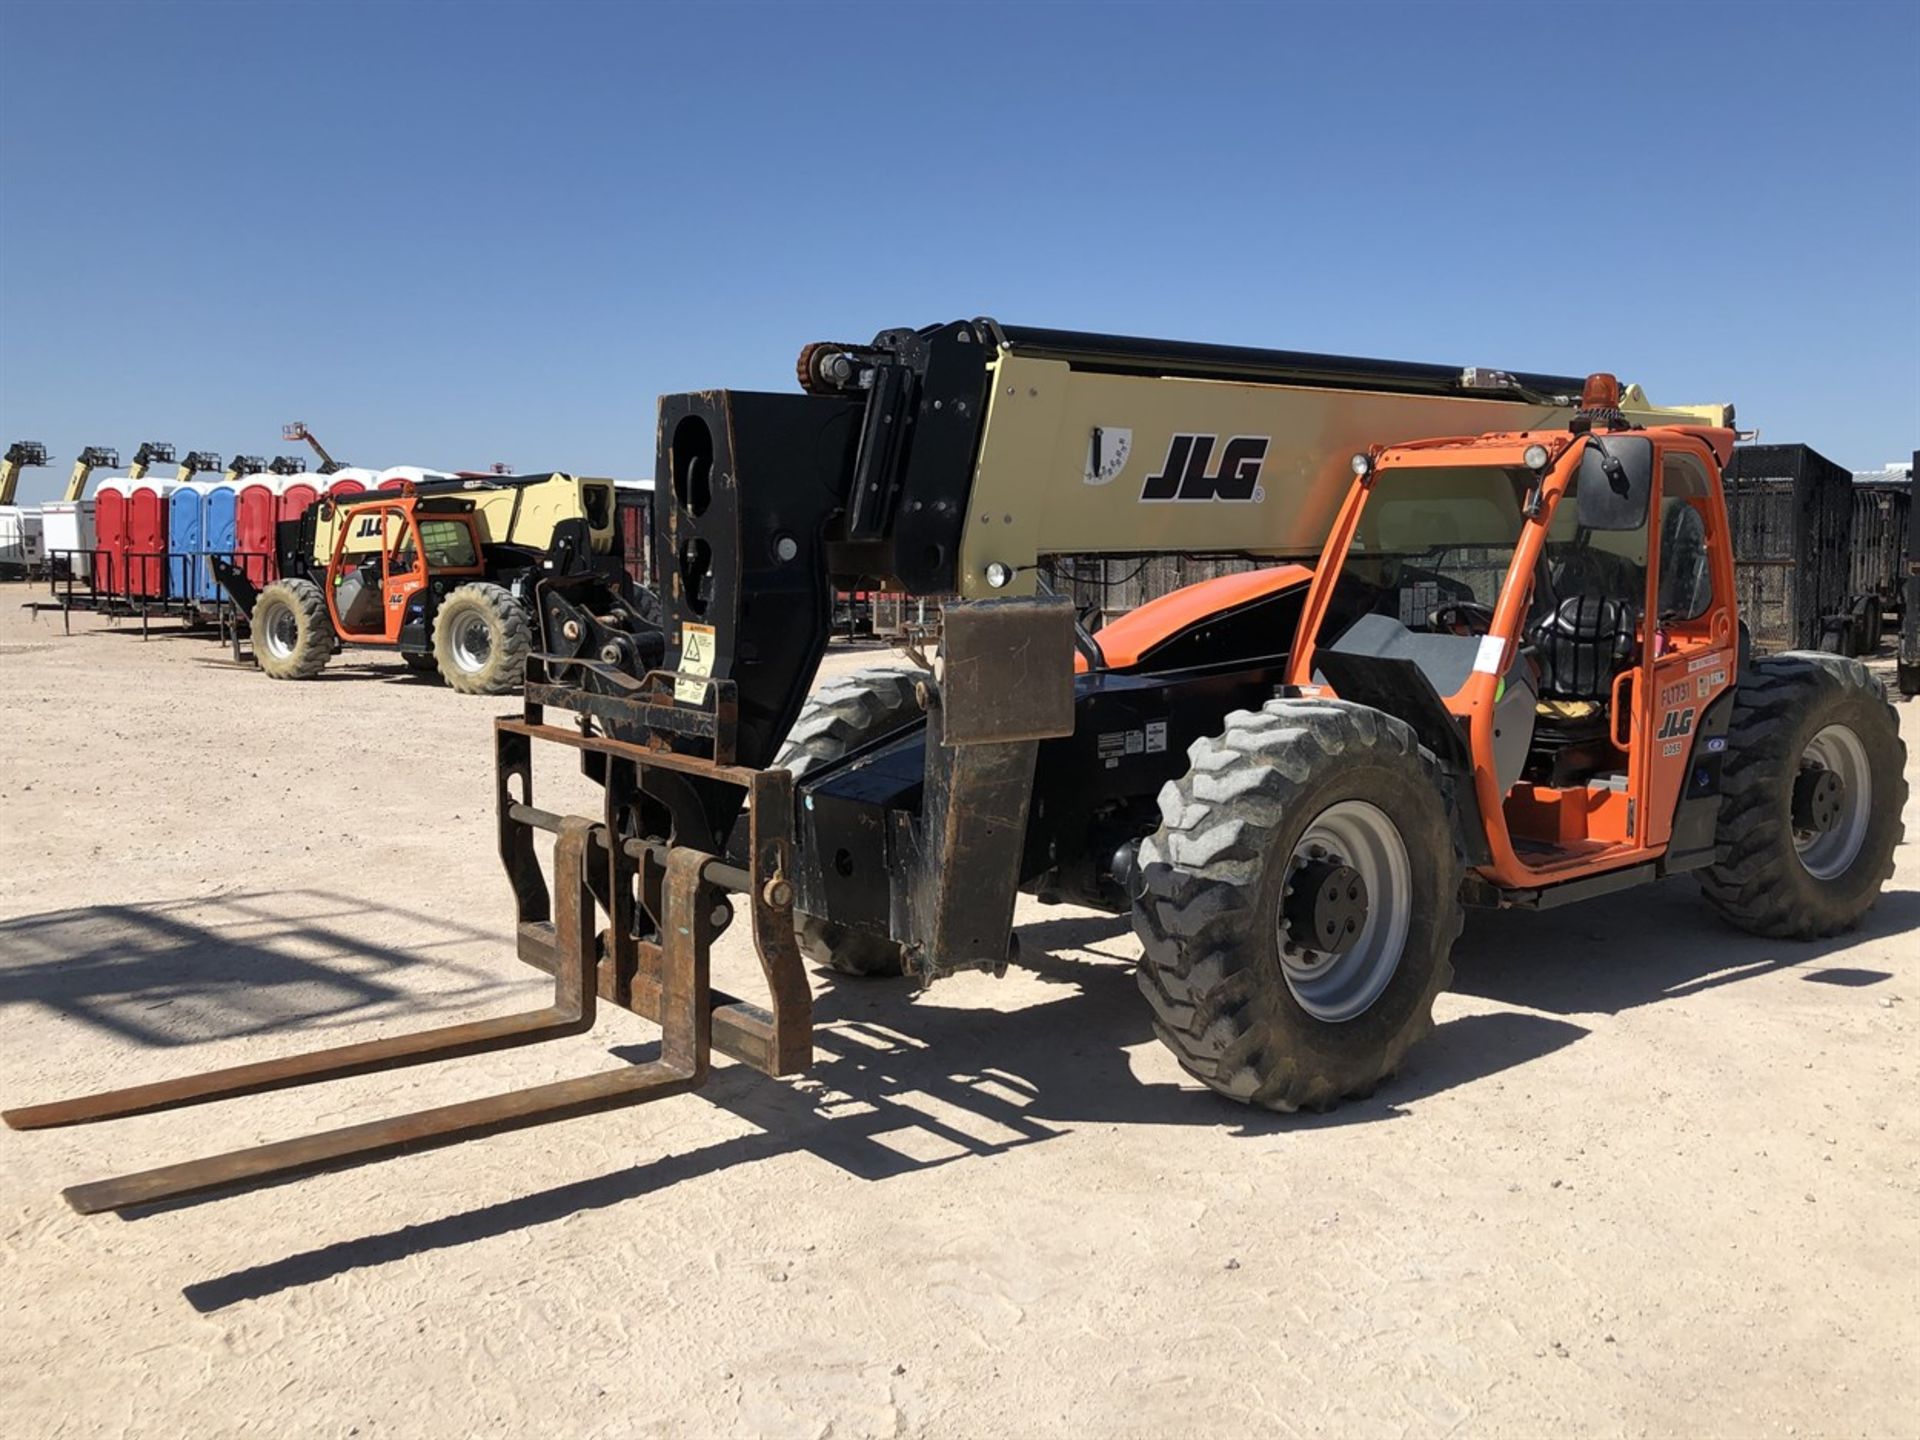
[1721,443,1854,652]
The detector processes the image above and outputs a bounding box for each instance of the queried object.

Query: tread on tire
[1699,651,1906,939]
[1132,698,1464,1113]
[432,582,531,696]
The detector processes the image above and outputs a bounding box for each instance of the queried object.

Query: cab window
[418,519,477,569]
[1544,475,1648,608]
[1656,454,1716,623]
[1340,465,1529,624]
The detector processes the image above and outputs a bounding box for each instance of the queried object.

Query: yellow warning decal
[674,622,717,705]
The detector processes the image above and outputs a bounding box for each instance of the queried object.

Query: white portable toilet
[40,499,98,579]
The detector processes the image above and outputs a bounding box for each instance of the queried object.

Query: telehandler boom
[282,420,340,474]
[9,321,1902,1215]
[0,441,48,505]
[62,447,120,502]
[124,441,174,483]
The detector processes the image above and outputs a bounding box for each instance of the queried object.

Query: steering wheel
[1429,600,1497,636]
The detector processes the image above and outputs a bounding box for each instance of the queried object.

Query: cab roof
[1376,424,1736,470]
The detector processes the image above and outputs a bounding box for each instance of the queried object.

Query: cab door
[326,503,395,639]
[379,508,428,643]
[1640,442,1739,850]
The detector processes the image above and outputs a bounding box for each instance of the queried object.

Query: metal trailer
[1902,450,1920,695]
[1722,443,1860,653]
[1849,478,1911,644]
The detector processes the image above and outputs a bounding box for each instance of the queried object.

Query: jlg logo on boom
[1141,434,1270,502]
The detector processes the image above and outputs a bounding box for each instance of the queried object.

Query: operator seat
[1527,596,1638,705]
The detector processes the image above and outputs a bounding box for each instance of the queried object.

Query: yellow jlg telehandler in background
[7,320,1903,1217]
[0,441,49,504]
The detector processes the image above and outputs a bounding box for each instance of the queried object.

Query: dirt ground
[0,583,1914,1439]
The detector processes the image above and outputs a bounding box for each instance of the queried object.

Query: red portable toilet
[375,465,454,489]
[278,473,326,526]
[328,466,380,497]
[234,475,283,587]
[127,479,180,598]
[93,479,130,595]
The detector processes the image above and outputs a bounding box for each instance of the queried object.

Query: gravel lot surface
[1,584,1914,1438]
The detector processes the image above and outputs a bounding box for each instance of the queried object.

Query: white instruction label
[1471,635,1507,675]
[1145,720,1168,753]
[674,622,717,705]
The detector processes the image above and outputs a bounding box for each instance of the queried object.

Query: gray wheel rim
[261,603,298,660]
[450,612,494,673]
[1795,723,1871,880]
[1276,799,1412,1023]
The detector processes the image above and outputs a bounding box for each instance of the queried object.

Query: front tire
[1133,699,1464,1112]
[1700,652,1906,938]
[252,578,332,680]
[432,583,531,696]
[775,664,926,977]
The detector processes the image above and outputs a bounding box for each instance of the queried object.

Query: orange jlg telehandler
[8,321,1903,1213]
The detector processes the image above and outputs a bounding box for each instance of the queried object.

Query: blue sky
[1,0,1915,500]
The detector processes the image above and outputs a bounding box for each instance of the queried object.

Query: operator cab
[324,493,487,642]
[1299,376,1738,881]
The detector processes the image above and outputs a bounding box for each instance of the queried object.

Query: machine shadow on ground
[174,868,1913,1312]
[0,891,518,1050]
[1450,881,1912,1014]
[7,876,1905,1311]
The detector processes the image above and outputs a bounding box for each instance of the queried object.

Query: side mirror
[1575,436,1653,531]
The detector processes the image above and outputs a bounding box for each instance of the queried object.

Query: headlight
[1523,443,1551,471]
[985,562,1013,588]
[1350,453,1373,478]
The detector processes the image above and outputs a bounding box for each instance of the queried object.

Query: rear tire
[775,663,926,978]
[252,578,332,680]
[1700,652,1906,938]
[432,583,530,695]
[1133,699,1464,1112]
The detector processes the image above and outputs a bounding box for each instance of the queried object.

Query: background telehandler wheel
[1132,699,1464,1112]
[1700,652,1906,938]
[432,583,531,696]
[252,578,332,680]
[401,652,441,679]
[775,663,926,977]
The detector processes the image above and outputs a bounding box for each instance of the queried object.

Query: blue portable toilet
[166,480,214,601]
[199,482,239,601]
